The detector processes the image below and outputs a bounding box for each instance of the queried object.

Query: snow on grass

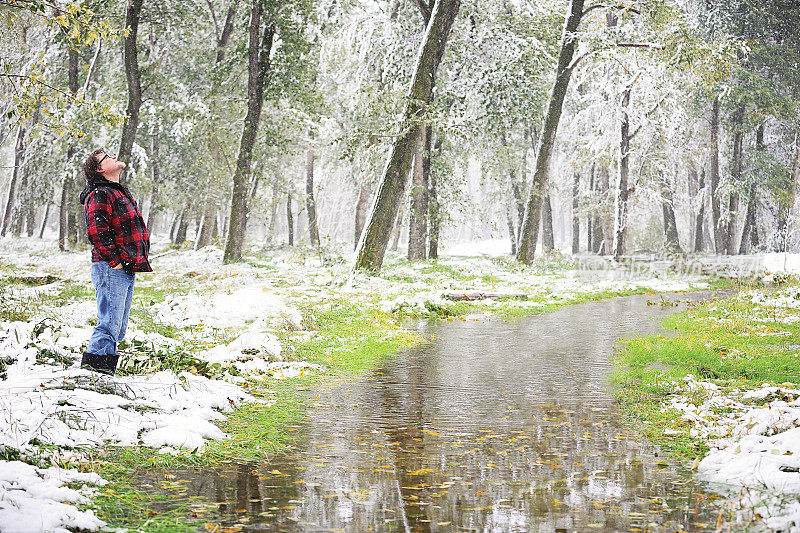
[0,461,106,533]
[0,236,717,531]
[616,279,800,531]
[663,377,800,531]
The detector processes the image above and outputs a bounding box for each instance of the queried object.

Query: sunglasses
[97,151,115,165]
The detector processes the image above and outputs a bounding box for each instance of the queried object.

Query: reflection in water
[153,293,724,532]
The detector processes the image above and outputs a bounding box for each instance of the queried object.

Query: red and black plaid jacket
[81,179,152,273]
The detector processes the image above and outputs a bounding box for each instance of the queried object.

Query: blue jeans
[86,261,135,356]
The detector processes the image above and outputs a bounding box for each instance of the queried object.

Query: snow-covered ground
[661,286,800,532]
[0,236,779,531]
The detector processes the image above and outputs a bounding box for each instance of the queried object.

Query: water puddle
[148,292,727,532]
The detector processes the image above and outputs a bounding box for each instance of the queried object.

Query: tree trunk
[739,122,763,254]
[694,168,706,252]
[419,124,432,257]
[147,135,161,232]
[354,0,461,272]
[354,183,370,250]
[599,165,612,255]
[614,80,634,260]
[305,147,320,246]
[38,201,51,239]
[68,212,78,245]
[542,193,555,252]
[223,2,275,263]
[266,183,279,245]
[571,171,580,253]
[506,203,517,255]
[58,169,72,251]
[501,130,524,254]
[661,173,682,253]
[195,203,217,249]
[391,208,404,252]
[428,133,442,259]
[174,208,189,245]
[25,195,36,237]
[117,0,145,185]
[1,125,27,237]
[286,193,294,246]
[516,0,584,263]
[169,212,180,242]
[726,103,745,254]
[59,49,80,251]
[710,97,724,254]
[408,127,428,260]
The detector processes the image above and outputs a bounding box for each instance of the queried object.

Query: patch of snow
[0,460,106,533]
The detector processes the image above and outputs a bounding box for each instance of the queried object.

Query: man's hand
[112,263,124,269]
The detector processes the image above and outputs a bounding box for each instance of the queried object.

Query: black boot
[80,352,119,375]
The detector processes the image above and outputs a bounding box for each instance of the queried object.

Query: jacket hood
[79,178,127,205]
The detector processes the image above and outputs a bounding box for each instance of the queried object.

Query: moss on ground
[613,281,800,463]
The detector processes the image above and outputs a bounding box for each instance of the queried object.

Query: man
[79,149,152,374]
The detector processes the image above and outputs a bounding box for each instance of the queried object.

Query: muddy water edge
[141,291,728,532]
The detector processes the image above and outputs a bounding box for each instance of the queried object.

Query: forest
[1,0,798,271]
[4,2,800,531]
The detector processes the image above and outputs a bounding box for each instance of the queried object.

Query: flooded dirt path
[157,292,724,532]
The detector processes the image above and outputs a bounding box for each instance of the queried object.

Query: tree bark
[286,193,294,246]
[502,130,524,254]
[739,122,763,254]
[223,1,275,263]
[572,171,580,253]
[147,135,161,232]
[661,173,682,253]
[265,182,279,245]
[58,169,72,251]
[354,0,461,272]
[517,0,584,264]
[59,49,80,251]
[726,103,745,254]
[391,208,404,252]
[614,80,634,260]
[506,201,517,255]
[428,133,442,259]
[174,208,189,245]
[216,0,239,62]
[354,183,370,250]
[117,0,145,185]
[305,147,320,246]
[542,193,554,252]
[694,168,705,252]
[408,127,429,260]
[710,97,724,254]
[599,165,612,255]
[38,201,51,239]
[1,125,27,237]
[195,203,217,249]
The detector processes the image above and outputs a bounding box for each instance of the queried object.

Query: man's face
[96,151,126,175]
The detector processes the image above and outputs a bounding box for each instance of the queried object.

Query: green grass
[89,463,202,533]
[613,282,800,462]
[90,298,419,531]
